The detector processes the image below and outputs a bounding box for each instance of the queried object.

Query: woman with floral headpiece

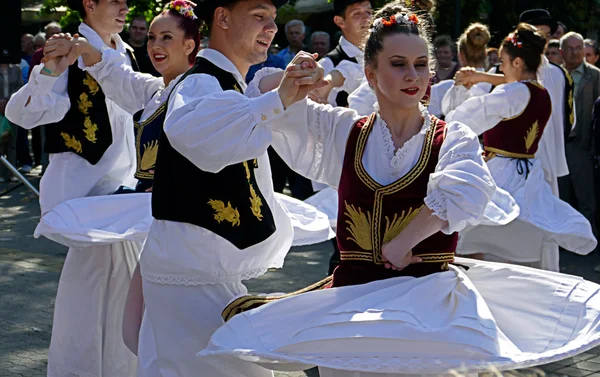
[445,24,596,270]
[195,3,600,377]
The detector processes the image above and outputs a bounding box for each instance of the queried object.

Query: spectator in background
[487,47,500,66]
[433,35,459,83]
[127,15,159,76]
[32,33,46,51]
[310,31,330,59]
[552,21,567,40]
[277,19,306,65]
[0,64,23,183]
[26,22,62,174]
[559,31,600,249]
[245,45,286,83]
[21,34,34,65]
[546,39,564,65]
[269,44,282,55]
[584,38,600,67]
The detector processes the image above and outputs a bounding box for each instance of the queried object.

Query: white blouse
[5,23,137,214]
[139,49,294,285]
[445,82,530,136]
[269,99,497,235]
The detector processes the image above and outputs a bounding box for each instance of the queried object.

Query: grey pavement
[2,171,600,377]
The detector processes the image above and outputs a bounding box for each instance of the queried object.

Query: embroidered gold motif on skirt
[524,120,539,152]
[60,132,82,153]
[83,73,100,95]
[83,117,98,143]
[78,93,93,115]
[207,199,240,226]
[344,201,373,251]
[140,140,159,171]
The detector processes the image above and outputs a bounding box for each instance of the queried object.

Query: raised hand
[454,67,478,89]
[41,33,89,76]
[278,51,328,109]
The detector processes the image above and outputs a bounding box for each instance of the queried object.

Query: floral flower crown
[165,0,198,20]
[370,12,419,32]
[506,33,523,49]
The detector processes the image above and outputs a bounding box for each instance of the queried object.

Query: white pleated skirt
[198,258,600,375]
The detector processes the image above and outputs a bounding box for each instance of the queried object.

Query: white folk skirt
[458,158,597,270]
[47,241,139,377]
[198,258,600,375]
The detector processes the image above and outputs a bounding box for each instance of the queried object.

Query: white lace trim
[152,73,184,106]
[246,67,284,98]
[310,105,325,182]
[424,190,448,221]
[377,104,431,170]
[141,268,270,286]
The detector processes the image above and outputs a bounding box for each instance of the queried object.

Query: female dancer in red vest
[197,2,600,376]
[446,24,596,270]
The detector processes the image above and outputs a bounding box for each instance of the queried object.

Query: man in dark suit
[559,31,600,249]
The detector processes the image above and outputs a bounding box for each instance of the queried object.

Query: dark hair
[584,38,600,57]
[205,3,235,35]
[363,0,433,69]
[487,47,498,55]
[501,23,546,73]
[557,21,567,33]
[548,39,560,49]
[68,0,98,19]
[130,14,147,25]
[457,23,490,67]
[434,34,454,50]
[336,0,372,18]
[160,1,203,64]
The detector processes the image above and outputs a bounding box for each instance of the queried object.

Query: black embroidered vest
[44,45,139,165]
[132,102,165,192]
[325,43,358,107]
[151,57,276,250]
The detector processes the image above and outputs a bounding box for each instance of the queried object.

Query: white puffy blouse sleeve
[424,121,496,234]
[5,65,70,129]
[163,73,284,173]
[271,99,363,189]
[81,48,163,115]
[445,82,530,136]
[348,80,377,116]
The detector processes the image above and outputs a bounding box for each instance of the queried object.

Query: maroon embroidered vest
[483,81,552,159]
[332,114,458,288]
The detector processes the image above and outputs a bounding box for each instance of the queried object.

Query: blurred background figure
[546,39,564,65]
[0,63,23,183]
[584,39,600,68]
[310,31,331,59]
[126,15,159,76]
[553,21,567,40]
[277,19,307,65]
[487,47,500,66]
[433,35,459,83]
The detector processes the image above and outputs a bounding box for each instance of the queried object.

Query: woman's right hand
[454,67,481,89]
[41,33,88,76]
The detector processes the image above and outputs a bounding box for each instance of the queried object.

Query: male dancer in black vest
[6,0,140,376]
[138,1,324,376]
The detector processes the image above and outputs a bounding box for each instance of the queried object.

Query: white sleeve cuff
[33,65,63,95]
[424,190,448,222]
[249,90,285,125]
[246,67,284,98]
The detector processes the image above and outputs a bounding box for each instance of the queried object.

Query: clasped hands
[40,33,88,77]
[277,52,329,108]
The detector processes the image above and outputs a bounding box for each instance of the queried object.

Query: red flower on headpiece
[408,14,419,24]
[382,15,396,27]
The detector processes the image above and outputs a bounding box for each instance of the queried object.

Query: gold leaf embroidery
[140,140,159,171]
[344,201,373,250]
[208,199,240,226]
[383,206,423,244]
[234,83,242,93]
[243,161,251,180]
[83,117,98,143]
[83,73,99,95]
[249,183,263,221]
[60,132,82,153]
[524,120,539,152]
[78,93,93,115]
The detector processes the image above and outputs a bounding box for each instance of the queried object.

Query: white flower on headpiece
[373,18,383,28]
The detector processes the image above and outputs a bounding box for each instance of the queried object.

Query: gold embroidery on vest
[344,201,373,250]
[383,206,423,244]
[234,83,242,93]
[208,199,240,226]
[140,140,159,171]
[243,161,263,221]
[78,93,93,115]
[83,73,100,95]
[524,120,539,152]
[83,117,98,143]
[60,132,82,153]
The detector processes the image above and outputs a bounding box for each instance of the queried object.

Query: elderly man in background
[559,32,600,257]
[277,19,306,65]
[310,31,330,59]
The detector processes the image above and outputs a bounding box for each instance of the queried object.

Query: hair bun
[516,23,546,55]
[466,23,491,48]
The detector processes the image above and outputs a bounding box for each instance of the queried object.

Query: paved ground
[2,171,600,377]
